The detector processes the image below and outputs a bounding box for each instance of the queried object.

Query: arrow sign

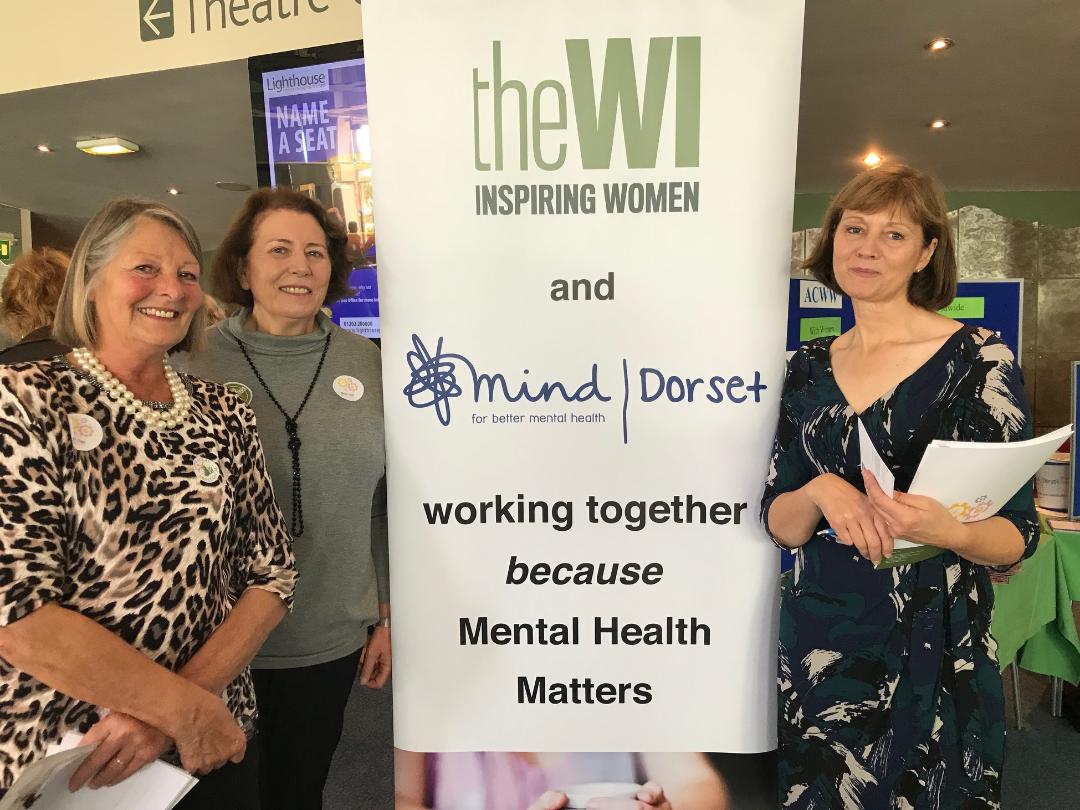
[139,0,175,41]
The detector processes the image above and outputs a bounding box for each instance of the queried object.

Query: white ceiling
[0,61,258,250]
[2,1,1079,248]
[796,0,1080,191]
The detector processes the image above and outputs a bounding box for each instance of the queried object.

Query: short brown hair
[802,164,957,311]
[53,198,207,352]
[1,248,70,338]
[210,188,352,309]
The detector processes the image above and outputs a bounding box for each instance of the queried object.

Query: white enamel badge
[333,375,364,401]
[68,413,104,451]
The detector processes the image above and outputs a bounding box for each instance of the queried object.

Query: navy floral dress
[761,326,1038,809]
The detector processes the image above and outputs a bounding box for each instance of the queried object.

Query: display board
[787,278,1024,361]
[364,0,804,752]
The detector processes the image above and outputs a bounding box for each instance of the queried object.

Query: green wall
[793,191,1080,231]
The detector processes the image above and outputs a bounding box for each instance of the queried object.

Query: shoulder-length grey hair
[53,198,207,352]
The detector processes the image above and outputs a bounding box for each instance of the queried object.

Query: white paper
[0,734,198,810]
[911,424,1074,518]
[887,424,1075,552]
[858,419,894,498]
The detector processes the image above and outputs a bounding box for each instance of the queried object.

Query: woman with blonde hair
[0,197,296,808]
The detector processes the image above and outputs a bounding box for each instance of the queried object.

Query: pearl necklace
[72,347,191,429]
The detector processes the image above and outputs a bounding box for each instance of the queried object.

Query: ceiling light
[863,152,883,168]
[35,144,53,153]
[929,119,951,130]
[76,136,140,156]
[167,187,182,196]
[215,181,252,192]
[926,37,955,52]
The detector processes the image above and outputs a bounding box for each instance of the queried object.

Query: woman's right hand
[171,690,247,775]
[804,473,893,564]
[68,712,171,790]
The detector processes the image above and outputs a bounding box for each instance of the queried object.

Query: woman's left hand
[358,626,392,688]
[862,469,970,551]
[68,712,171,790]
[589,782,673,809]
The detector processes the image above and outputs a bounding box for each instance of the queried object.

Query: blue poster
[262,59,367,179]
[329,266,380,339]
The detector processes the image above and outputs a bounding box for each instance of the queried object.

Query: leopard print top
[0,357,296,790]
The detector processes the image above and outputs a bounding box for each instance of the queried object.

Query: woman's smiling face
[241,209,332,332]
[90,216,202,355]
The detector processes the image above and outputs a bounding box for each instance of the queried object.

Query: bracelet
[375,616,391,628]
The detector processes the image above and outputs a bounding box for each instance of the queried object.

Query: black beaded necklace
[236,332,332,537]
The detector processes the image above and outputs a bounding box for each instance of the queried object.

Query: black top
[0,327,68,364]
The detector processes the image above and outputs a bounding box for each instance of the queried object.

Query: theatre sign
[0,0,361,94]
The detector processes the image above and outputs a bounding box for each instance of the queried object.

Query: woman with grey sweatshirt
[182,188,390,810]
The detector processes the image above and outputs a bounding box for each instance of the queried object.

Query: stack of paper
[857,423,1074,569]
[0,734,197,810]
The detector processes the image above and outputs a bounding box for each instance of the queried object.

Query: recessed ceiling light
[926,37,955,52]
[75,136,140,156]
[929,119,951,130]
[35,144,53,153]
[863,152,883,168]
[167,187,182,196]
[215,181,252,192]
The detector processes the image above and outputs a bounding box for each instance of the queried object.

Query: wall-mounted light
[167,187,182,196]
[35,144,53,153]
[928,119,951,130]
[863,152,883,168]
[76,136,140,156]
[926,37,955,52]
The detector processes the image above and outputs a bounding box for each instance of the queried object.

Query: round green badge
[225,381,253,405]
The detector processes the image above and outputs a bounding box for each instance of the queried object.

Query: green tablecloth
[991,528,1080,684]
[992,532,1057,670]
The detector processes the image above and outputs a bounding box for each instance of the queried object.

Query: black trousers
[174,744,260,810]
[252,648,362,810]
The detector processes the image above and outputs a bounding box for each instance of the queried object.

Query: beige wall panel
[957,206,1037,280]
[1038,224,1080,279]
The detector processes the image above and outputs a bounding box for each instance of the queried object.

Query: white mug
[563,782,643,808]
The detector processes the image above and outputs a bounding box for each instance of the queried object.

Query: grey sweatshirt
[181,310,388,669]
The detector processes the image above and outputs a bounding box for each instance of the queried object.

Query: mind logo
[403,334,609,428]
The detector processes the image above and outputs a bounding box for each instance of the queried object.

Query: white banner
[365,0,804,753]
